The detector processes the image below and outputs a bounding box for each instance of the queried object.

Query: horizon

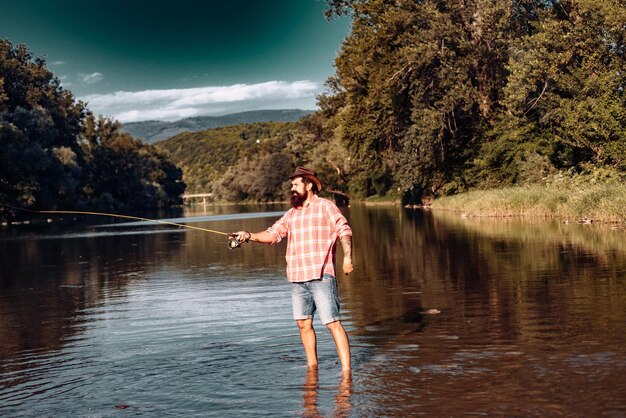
[121,108,312,125]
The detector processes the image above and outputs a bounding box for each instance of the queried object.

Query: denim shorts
[292,274,340,325]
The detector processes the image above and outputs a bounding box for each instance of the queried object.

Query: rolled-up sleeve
[266,211,290,243]
[323,202,352,238]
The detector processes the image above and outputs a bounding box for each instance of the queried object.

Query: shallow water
[1,205,625,416]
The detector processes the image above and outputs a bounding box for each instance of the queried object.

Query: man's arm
[233,230,276,244]
[233,211,289,245]
[322,201,354,275]
[340,235,354,275]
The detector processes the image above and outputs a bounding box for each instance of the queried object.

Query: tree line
[155,119,352,204]
[3,0,624,214]
[155,122,296,201]
[0,40,184,220]
[311,0,625,203]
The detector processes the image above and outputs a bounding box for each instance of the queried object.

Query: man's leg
[312,275,351,371]
[327,320,351,372]
[296,318,318,368]
[293,282,317,368]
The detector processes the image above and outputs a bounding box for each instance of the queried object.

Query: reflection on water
[301,368,352,418]
[1,204,625,416]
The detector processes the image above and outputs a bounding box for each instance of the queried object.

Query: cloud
[57,75,72,87]
[81,80,320,122]
[80,72,104,84]
[50,61,66,65]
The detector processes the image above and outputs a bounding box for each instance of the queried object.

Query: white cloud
[80,72,104,84]
[80,80,320,123]
[57,75,72,87]
[50,61,66,65]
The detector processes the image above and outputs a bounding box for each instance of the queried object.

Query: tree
[326,0,534,201]
[495,0,626,172]
[212,127,295,202]
[0,40,185,218]
[324,0,625,199]
[156,122,295,194]
[80,115,185,211]
[0,39,86,210]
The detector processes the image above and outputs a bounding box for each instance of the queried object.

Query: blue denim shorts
[292,274,340,325]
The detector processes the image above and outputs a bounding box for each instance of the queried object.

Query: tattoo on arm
[340,235,352,260]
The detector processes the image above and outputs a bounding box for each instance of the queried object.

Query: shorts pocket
[321,274,335,283]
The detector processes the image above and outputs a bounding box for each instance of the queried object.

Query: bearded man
[233,166,353,371]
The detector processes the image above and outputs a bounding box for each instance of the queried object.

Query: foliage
[326,0,527,201]
[162,0,624,206]
[6,0,623,212]
[157,115,355,203]
[292,105,352,201]
[0,40,184,218]
[0,40,86,210]
[80,115,185,212]
[213,152,293,202]
[322,0,625,203]
[156,122,295,198]
[122,109,313,143]
[495,0,626,171]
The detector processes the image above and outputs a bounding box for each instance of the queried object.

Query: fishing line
[1,205,251,249]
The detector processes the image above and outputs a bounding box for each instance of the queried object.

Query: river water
[1,205,625,416]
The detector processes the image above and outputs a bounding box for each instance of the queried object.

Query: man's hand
[343,256,354,275]
[232,231,251,243]
[340,235,353,275]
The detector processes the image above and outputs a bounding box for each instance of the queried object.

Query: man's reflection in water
[301,368,353,418]
[302,367,321,417]
[333,371,353,418]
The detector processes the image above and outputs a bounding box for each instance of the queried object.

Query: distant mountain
[121,109,313,143]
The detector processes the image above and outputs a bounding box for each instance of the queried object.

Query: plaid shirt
[267,195,352,283]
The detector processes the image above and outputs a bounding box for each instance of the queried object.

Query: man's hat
[289,166,322,192]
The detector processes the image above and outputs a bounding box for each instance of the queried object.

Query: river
[1,204,625,416]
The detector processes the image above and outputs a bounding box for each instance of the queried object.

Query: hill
[155,121,296,194]
[121,109,312,143]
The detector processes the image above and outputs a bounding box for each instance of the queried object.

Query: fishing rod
[1,205,250,249]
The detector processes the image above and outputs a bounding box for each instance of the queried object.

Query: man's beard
[290,191,306,208]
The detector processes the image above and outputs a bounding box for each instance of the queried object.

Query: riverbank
[431,182,626,225]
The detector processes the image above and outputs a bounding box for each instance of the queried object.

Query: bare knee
[326,320,344,332]
[297,319,314,331]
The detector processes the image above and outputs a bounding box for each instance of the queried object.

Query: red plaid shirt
[267,195,352,282]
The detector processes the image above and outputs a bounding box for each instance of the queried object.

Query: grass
[431,181,626,224]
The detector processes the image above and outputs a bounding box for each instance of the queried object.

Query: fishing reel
[227,235,242,250]
[228,232,251,249]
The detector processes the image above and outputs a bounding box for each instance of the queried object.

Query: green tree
[490,0,626,176]
[211,127,294,202]
[80,115,185,211]
[157,122,294,193]
[0,40,86,210]
[0,40,185,218]
[325,0,625,199]
[326,0,535,201]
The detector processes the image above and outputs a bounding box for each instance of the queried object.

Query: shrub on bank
[432,170,626,224]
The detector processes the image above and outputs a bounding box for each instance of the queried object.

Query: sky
[0,0,351,122]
